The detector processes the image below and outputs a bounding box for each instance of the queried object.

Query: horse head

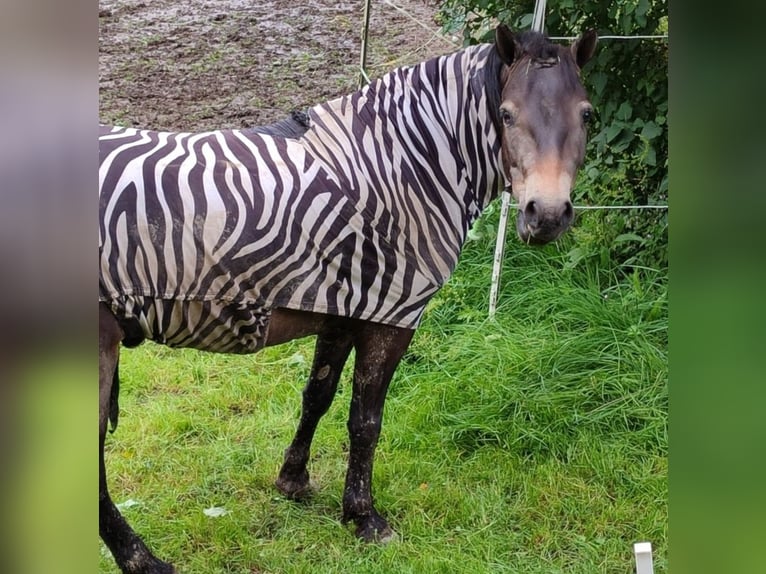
[495,25,597,244]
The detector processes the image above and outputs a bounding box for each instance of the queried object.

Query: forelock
[515,31,560,63]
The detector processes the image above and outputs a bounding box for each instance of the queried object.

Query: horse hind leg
[275,327,353,499]
[99,303,174,574]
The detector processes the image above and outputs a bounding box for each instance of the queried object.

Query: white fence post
[488,0,547,317]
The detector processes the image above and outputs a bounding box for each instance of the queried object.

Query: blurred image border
[2,0,765,572]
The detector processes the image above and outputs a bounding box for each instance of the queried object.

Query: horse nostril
[562,200,573,222]
[524,200,538,227]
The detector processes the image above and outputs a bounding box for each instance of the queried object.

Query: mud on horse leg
[99,304,175,574]
[276,326,354,498]
[342,322,414,542]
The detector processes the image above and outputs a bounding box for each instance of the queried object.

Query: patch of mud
[99,0,459,131]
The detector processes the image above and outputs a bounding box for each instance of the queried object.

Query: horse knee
[302,374,337,412]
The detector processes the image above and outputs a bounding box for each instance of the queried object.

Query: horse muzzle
[515,197,574,245]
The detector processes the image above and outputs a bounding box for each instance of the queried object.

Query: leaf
[644,145,657,167]
[601,100,617,122]
[203,506,228,517]
[604,123,623,143]
[615,102,633,121]
[564,246,586,270]
[613,233,645,244]
[659,174,669,194]
[590,72,608,98]
[612,132,634,153]
[640,121,663,141]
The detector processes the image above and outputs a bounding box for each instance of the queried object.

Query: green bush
[438,0,668,274]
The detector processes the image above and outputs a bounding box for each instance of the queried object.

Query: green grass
[100,224,667,573]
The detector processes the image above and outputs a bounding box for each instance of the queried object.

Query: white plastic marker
[634,541,655,574]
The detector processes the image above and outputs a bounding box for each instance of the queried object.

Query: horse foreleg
[342,323,414,542]
[99,304,175,574]
[276,327,353,499]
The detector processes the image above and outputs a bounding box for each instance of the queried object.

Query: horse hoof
[122,558,175,574]
[114,546,176,574]
[376,528,399,544]
[155,562,176,574]
[355,517,398,544]
[274,475,314,500]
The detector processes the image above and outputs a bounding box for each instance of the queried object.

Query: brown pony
[99,25,596,573]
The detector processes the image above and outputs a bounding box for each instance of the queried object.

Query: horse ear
[572,29,598,69]
[495,24,517,66]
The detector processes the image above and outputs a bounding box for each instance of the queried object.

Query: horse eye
[500,109,514,127]
[582,108,594,124]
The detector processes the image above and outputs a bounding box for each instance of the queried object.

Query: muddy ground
[99,0,459,131]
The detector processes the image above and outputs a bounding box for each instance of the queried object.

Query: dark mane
[245,109,311,139]
[484,46,506,135]
[514,31,560,63]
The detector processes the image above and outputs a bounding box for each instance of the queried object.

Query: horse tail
[109,359,120,433]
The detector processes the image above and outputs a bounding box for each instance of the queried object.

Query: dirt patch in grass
[99,0,458,131]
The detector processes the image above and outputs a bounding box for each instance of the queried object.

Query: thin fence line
[375,33,446,70]
[359,0,459,84]
[380,0,461,48]
[549,34,668,40]
[361,2,668,82]
[504,204,668,211]
[376,0,668,45]
[575,205,668,210]
[378,0,668,45]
